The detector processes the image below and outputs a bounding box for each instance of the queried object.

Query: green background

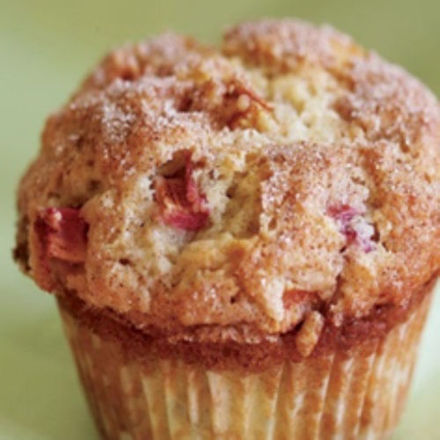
[1,1,439,438]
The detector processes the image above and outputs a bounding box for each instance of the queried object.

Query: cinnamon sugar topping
[15,20,440,339]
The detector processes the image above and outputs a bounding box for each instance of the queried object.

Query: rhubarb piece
[155,152,210,231]
[35,207,88,263]
[328,204,374,252]
[327,204,359,228]
[328,204,359,246]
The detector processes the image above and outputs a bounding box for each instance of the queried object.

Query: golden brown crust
[56,275,437,371]
[15,19,440,338]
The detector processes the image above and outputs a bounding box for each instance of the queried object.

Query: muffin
[14,19,440,440]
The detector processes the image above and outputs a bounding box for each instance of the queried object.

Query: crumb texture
[16,19,440,338]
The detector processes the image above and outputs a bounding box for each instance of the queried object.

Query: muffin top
[15,19,440,347]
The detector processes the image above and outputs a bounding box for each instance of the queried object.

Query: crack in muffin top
[16,19,440,338]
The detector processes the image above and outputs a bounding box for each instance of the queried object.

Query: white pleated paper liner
[58,289,432,440]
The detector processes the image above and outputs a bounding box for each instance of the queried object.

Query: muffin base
[58,286,434,440]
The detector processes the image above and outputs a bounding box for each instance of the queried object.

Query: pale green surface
[1,0,439,438]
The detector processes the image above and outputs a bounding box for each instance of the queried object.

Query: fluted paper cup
[57,286,433,440]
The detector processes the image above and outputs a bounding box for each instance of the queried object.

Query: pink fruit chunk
[155,153,210,231]
[328,204,374,252]
[327,204,359,225]
[35,207,88,263]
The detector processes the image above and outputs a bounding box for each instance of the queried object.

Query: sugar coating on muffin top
[15,19,440,338]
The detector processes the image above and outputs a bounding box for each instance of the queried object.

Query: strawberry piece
[155,152,209,231]
[35,207,88,263]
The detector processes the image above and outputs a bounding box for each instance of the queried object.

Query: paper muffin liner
[57,289,433,440]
